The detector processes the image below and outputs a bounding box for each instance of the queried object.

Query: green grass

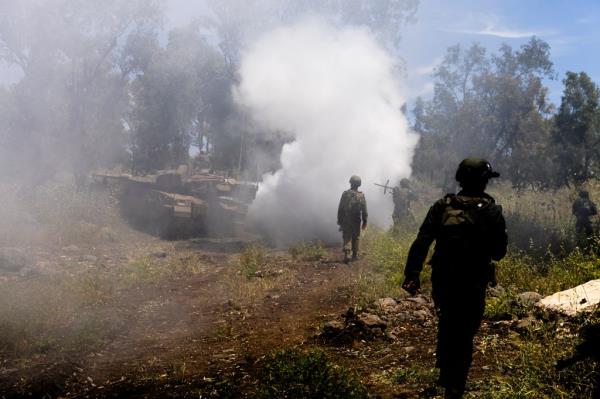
[288,241,327,261]
[239,243,268,279]
[257,348,369,399]
[359,179,600,397]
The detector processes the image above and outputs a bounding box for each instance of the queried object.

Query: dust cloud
[235,19,420,244]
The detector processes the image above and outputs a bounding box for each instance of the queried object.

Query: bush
[288,241,326,261]
[239,244,267,279]
[257,348,369,399]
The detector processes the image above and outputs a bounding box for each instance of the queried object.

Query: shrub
[288,241,326,261]
[257,348,369,399]
[239,244,267,279]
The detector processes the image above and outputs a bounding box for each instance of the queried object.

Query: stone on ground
[537,279,600,316]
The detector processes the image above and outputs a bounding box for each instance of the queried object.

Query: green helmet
[349,175,361,187]
[399,178,410,188]
[455,158,499,183]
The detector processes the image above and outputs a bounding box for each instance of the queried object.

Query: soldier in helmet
[337,175,368,263]
[402,158,507,399]
[572,190,597,246]
[392,178,417,227]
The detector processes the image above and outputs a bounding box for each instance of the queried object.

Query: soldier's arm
[337,193,345,225]
[404,201,442,281]
[361,194,368,225]
[490,206,508,261]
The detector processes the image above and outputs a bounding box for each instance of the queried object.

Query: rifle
[374,179,394,195]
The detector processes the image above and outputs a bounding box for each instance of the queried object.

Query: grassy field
[0,178,599,398]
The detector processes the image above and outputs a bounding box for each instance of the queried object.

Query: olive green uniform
[572,196,597,243]
[404,191,507,394]
[337,189,368,260]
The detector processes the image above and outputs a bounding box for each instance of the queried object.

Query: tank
[94,167,258,239]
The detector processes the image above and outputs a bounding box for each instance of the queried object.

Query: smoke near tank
[235,19,419,244]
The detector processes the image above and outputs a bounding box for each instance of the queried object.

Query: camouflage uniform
[338,176,368,262]
[392,179,416,226]
[402,158,507,398]
[572,190,597,244]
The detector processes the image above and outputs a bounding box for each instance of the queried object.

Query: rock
[0,248,28,271]
[412,309,433,321]
[515,316,536,331]
[152,251,168,258]
[322,320,345,336]
[403,346,416,353]
[518,291,543,306]
[537,279,600,316]
[406,295,430,306]
[357,313,387,330]
[19,267,39,278]
[488,284,506,297]
[81,255,98,263]
[376,297,397,310]
[62,245,80,252]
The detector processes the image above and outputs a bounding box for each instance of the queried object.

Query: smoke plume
[235,19,419,244]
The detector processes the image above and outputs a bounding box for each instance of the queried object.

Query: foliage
[257,348,369,399]
[554,71,600,184]
[238,243,267,278]
[412,38,557,188]
[288,241,327,261]
[129,24,232,172]
[474,322,597,398]
[0,0,162,184]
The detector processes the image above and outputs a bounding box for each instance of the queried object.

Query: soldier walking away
[572,190,597,247]
[337,175,368,264]
[392,178,417,227]
[401,158,507,399]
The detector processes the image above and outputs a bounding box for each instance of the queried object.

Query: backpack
[344,190,364,218]
[439,194,493,252]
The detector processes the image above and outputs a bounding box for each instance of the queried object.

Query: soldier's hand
[402,278,420,296]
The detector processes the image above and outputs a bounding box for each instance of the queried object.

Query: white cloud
[414,58,442,76]
[440,12,556,39]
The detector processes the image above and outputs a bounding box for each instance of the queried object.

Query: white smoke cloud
[235,19,419,244]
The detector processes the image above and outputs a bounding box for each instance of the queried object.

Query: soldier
[572,190,597,245]
[401,158,507,399]
[337,175,368,264]
[392,178,416,227]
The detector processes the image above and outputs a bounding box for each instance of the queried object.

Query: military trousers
[342,222,361,257]
[432,282,486,392]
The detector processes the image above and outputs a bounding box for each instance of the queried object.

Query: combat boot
[343,251,350,264]
[351,251,358,262]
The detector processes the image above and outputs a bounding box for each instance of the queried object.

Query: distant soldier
[572,190,597,245]
[337,175,368,264]
[402,158,507,399]
[392,178,416,227]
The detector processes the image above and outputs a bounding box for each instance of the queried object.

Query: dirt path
[0,229,372,398]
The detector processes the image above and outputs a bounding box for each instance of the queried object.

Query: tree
[129,24,229,172]
[554,71,600,184]
[0,0,162,186]
[412,38,556,188]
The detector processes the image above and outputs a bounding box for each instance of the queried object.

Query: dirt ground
[0,187,546,398]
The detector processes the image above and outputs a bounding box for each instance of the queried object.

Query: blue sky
[165,0,600,106]
[1,0,597,108]
[396,0,600,106]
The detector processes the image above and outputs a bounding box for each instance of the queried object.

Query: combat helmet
[455,158,500,184]
[349,175,362,187]
[400,178,410,188]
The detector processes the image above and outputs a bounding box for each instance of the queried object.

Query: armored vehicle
[94,166,258,239]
